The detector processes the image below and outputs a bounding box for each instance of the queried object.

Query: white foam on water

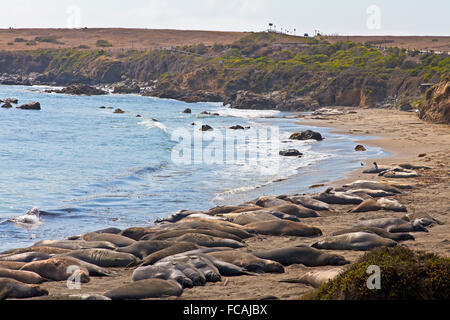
[139,119,168,132]
[212,107,281,119]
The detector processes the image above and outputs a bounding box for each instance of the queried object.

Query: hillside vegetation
[0,32,449,114]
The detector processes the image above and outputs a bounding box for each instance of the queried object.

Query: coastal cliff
[418,76,450,124]
[1,32,449,117]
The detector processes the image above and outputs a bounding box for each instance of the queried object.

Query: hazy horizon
[0,0,449,36]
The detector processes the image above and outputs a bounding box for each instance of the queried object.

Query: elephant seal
[141,242,199,266]
[362,165,393,174]
[21,257,90,282]
[120,227,159,241]
[117,240,176,259]
[34,240,116,250]
[148,228,243,242]
[0,252,52,263]
[0,267,46,284]
[174,219,253,239]
[104,279,183,300]
[207,251,284,273]
[226,210,281,226]
[280,195,330,211]
[154,210,203,224]
[173,233,244,249]
[67,227,123,240]
[254,245,349,267]
[346,189,397,198]
[0,261,26,270]
[244,220,322,237]
[349,198,407,213]
[280,267,345,288]
[331,227,414,242]
[314,188,364,205]
[343,181,402,193]
[311,232,398,251]
[132,261,199,288]
[1,246,70,256]
[82,233,136,247]
[206,206,243,215]
[353,217,427,233]
[265,204,319,218]
[170,255,221,283]
[162,251,255,277]
[380,170,419,178]
[255,196,290,208]
[62,249,140,268]
[0,278,48,300]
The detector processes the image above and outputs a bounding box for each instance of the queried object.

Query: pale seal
[311,232,398,251]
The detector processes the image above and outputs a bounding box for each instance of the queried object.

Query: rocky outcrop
[113,84,141,94]
[46,84,107,96]
[279,149,303,157]
[1,102,12,108]
[418,76,450,124]
[17,102,41,110]
[290,130,323,141]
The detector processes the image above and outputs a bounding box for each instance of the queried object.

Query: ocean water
[0,85,387,250]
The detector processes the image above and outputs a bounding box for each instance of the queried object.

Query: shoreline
[1,105,449,300]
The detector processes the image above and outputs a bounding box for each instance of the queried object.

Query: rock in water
[355,145,366,151]
[279,149,303,157]
[16,102,41,110]
[289,130,323,141]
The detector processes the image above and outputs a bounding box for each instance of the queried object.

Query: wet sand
[21,108,450,300]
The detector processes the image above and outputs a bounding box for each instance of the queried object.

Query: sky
[0,0,449,36]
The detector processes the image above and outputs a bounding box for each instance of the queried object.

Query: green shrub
[96,39,113,47]
[305,246,449,300]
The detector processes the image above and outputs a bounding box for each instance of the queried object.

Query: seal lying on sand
[81,233,136,247]
[254,245,349,267]
[207,251,284,273]
[311,232,398,251]
[147,228,243,242]
[0,261,26,270]
[62,249,140,268]
[314,188,364,205]
[353,217,427,233]
[263,204,319,218]
[34,240,116,250]
[224,211,281,225]
[331,227,414,242]
[132,261,204,288]
[380,170,419,178]
[1,246,70,256]
[255,196,291,208]
[280,195,330,211]
[173,233,245,249]
[173,219,253,239]
[120,227,159,241]
[345,189,397,198]
[104,279,183,300]
[0,252,52,263]
[0,278,48,300]
[0,268,46,284]
[280,267,345,288]
[244,220,322,237]
[343,181,402,193]
[21,257,90,282]
[141,242,199,266]
[349,198,407,213]
[117,240,176,259]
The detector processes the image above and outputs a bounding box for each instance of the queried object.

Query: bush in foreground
[305,246,449,300]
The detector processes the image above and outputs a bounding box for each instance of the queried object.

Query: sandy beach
[14,107,447,300]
